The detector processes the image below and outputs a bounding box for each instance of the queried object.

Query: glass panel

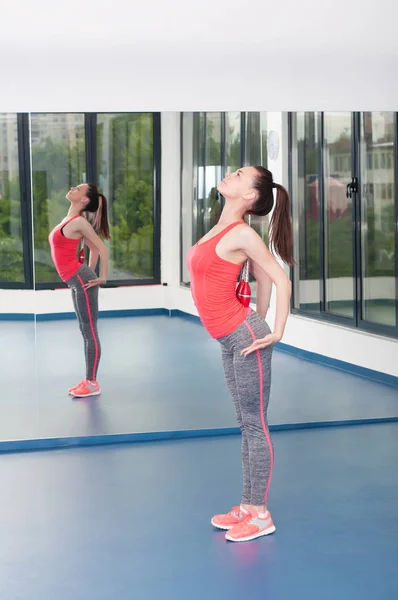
[194,113,206,242]
[225,112,241,173]
[360,111,396,327]
[323,112,354,318]
[0,114,25,283]
[181,113,196,284]
[292,112,321,313]
[203,113,222,233]
[97,113,155,280]
[30,113,86,284]
[245,112,268,167]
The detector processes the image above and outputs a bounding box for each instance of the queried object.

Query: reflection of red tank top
[186,221,250,339]
[48,215,81,282]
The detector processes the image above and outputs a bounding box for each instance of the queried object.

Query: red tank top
[186,221,250,339]
[48,215,82,282]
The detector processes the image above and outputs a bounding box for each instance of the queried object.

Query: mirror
[0,110,395,451]
[33,112,159,441]
[0,112,38,446]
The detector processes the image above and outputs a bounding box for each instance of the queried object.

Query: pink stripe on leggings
[243,320,274,507]
[77,275,99,381]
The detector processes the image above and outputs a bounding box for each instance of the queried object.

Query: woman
[48,183,110,398]
[186,166,293,543]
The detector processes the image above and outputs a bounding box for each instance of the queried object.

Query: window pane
[204,113,222,233]
[30,113,86,284]
[0,114,25,283]
[97,113,155,280]
[245,112,268,168]
[323,112,354,318]
[292,112,321,313]
[360,111,396,327]
[180,113,196,284]
[225,112,241,173]
[194,113,206,242]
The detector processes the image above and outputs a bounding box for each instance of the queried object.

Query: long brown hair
[250,166,294,265]
[83,184,110,240]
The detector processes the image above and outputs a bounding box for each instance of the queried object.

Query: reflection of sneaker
[72,380,101,398]
[68,380,85,395]
[211,506,249,530]
[225,510,276,542]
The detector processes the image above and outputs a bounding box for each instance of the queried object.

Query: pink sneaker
[225,509,276,542]
[72,380,101,398]
[211,506,249,530]
[68,380,85,395]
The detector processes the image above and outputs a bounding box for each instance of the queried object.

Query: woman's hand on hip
[84,278,105,289]
[240,332,281,356]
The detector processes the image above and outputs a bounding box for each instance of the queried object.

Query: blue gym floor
[2,423,398,599]
[1,315,398,445]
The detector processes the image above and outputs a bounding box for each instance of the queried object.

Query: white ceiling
[1,0,397,110]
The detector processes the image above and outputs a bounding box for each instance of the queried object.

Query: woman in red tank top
[187,166,293,543]
[48,183,110,398]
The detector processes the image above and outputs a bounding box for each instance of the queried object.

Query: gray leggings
[67,264,101,382]
[217,310,274,507]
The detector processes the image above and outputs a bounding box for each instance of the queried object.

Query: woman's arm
[240,227,291,354]
[83,237,100,271]
[250,261,273,319]
[73,218,109,284]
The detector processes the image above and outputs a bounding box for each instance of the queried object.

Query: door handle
[346,177,358,198]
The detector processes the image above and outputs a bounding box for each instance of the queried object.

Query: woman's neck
[67,207,82,217]
[217,204,245,225]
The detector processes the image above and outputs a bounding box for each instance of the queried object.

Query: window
[180,112,268,286]
[290,111,398,337]
[291,112,321,314]
[30,113,86,285]
[0,114,31,287]
[0,113,160,290]
[360,112,395,328]
[97,113,158,282]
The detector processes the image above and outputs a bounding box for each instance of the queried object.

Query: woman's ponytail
[269,183,294,265]
[251,166,294,265]
[85,185,110,240]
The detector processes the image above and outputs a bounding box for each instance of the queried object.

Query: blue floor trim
[0,308,169,322]
[275,341,398,388]
[0,313,35,321]
[36,308,168,321]
[2,416,398,454]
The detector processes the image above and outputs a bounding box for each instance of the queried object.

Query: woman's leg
[222,311,276,541]
[221,345,251,506]
[68,266,101,386]
[232,314,274,510]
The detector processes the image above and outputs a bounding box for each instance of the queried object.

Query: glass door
[357,112,397,333]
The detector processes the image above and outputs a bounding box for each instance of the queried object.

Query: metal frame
[179,110,263,285]
[0,114,34,290]
[289,111,398,339]
[8,111,162,291]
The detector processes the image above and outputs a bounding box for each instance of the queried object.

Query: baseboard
[0,313,35,321]
[0,308,169,322]
[1,417,397,454]
[35,308,169,321]
[275,341,398,388]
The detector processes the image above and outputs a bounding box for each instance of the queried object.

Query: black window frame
[288,111,398,340]
[0,112,161,291]
[179,111,266,286]
[0,114,34,290]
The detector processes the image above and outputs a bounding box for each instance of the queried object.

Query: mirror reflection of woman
[48,184,110,398]
[186,166,293,543]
